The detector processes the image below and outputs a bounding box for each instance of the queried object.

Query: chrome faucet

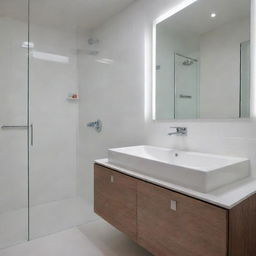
[168,127,187,136]
[87,119,102,133]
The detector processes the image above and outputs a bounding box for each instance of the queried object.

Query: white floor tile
[0,220,152,256]
[0,197,98,249]
[30,197,98,239]
[78,219,152,256]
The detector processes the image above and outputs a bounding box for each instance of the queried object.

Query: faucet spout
[168,127,187,136]
[168,132,179,136]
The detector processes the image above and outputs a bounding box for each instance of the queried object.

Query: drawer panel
[94,164,137,241]
[137,180,228,256]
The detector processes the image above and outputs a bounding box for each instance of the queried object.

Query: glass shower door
[0,0,29,249]
[28,1,96,240]
[174,54,199,119]
[240,40,250,118]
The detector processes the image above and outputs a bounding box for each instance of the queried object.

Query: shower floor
[0,197,97,249]
[0,220,151,256]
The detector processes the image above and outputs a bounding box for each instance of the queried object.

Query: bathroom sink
[108,145,250,193]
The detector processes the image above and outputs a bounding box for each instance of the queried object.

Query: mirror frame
[152,0,254,121]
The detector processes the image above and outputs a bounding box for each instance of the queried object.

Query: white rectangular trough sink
[108,145,250,193]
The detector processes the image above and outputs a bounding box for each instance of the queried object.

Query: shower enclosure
[0,0,96,249]
[0,0,29,248]
[174,53,199,119]
[240,40,250,118]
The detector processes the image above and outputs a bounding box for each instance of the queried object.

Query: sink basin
[108,145,250,193]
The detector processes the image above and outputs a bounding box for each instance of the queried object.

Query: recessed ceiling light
[211,13,216,18]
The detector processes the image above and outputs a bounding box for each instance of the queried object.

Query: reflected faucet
[168,127,187,136]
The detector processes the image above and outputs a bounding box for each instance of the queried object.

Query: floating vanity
[94,146,256,256]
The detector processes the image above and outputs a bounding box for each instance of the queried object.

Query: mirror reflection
[155,0,251,120]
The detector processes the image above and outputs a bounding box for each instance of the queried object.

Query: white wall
[78,0,256,205]
[77,26,147,203]
[200,17,250,118]
[29,23,79,206]
[155,27,175,120]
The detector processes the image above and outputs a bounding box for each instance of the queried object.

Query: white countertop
[95,158,256,209]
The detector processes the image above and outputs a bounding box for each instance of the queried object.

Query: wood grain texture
[94,164,137,241]
[137,180,228,256]
[229,194,256,256]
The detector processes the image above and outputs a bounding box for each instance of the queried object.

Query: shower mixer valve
[87,119,102,133]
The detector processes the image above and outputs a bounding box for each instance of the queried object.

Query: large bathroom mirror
[153,0,251,120]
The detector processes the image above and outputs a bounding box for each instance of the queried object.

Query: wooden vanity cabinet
[137,180,228,256]
[94,164,137,241]
[94,164,256,256]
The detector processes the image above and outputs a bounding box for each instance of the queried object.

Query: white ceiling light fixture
[211,13,217,18]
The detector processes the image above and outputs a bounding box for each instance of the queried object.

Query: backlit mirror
[153,0,251,120]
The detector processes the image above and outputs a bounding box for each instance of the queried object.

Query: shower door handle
[30,124,34,146]
[1,125,28,129]
[1,124,34,146]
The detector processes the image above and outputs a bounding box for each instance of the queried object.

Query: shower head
[183,59,194,66]
[88,38,99,45]
[84,37,100,56]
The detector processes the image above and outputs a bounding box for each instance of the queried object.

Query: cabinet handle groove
[170,200,177,211]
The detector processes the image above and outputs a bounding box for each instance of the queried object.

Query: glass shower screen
[0,0,97,249]
[0,0,29,249]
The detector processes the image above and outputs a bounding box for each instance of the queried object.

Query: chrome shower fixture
[88,38,99,45]
[87,119,102,133]
[183,59,194,66]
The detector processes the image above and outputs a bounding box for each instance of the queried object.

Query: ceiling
[0,0,136,32]
[159,0,250,36]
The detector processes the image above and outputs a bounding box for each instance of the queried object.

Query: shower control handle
[87,119,102,133]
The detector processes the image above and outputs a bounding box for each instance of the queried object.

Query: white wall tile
[78,0,256,207]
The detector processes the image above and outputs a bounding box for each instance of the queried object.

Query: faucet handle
[87,119,102,133]
[170,127,186,130]
[169,127,187,136]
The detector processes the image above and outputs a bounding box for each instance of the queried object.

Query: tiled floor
[0,197,97,249]
[0,220,152,256]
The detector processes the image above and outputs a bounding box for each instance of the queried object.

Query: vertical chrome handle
[110,175,114,183]
[30,124,34,146]
[1,124,34,146]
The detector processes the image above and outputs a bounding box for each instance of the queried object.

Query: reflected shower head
[88,38,99,45]
[183,59,194,66]
[85,37,100,56]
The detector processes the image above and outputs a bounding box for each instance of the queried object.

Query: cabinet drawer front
[94,164,137,241]
[137,181,228,256]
